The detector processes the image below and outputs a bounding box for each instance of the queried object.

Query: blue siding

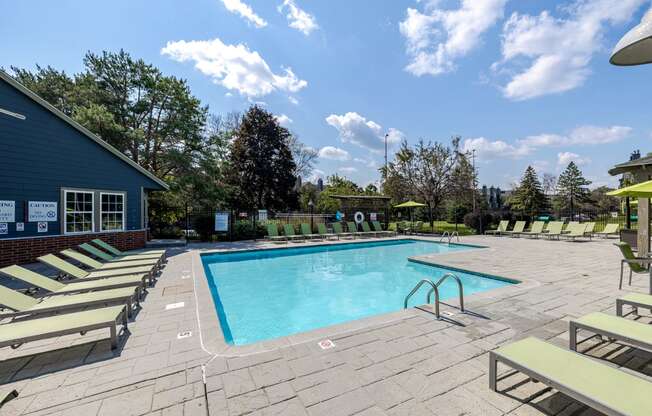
[0,78,164,238]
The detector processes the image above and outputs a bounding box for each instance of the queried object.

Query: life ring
[354,211,364,224]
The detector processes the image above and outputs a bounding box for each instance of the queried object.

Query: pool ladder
[439,231,460,243]
[403,273,464,319]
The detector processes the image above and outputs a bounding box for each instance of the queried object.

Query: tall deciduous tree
[287,135,318,179]
[383,138,460,227]
[226,106,298,211]
[509,166,548,218]
[556,162,591,216]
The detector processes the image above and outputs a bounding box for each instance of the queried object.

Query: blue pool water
[202,240,515,345]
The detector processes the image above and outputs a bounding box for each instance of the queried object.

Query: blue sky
[2,0,652,190]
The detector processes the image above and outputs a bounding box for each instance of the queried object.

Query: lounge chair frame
[0,305,128,350]
[569,313,652,354]
[489,339,649,416]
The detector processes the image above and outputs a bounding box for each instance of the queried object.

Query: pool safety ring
[354,211,364,224]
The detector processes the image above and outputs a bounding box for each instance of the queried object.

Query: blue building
[0,70,168,265]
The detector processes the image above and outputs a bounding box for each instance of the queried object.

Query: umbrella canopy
[607,180,652,198]
[394,200,426,208]
[610,8,652,65]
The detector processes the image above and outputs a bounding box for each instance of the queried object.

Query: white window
[100,193,125,231]
[64,191,94,234]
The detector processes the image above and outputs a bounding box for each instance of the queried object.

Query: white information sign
[0,223,7,235]
[258,210,268,221]
[16,222,24,232]
[215,211,229,232]
[370,212,377,221]
[29,201,58,222]
[0,201,15,222]
[37,222,48,233]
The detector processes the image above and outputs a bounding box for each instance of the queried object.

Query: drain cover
[165,302,185,310]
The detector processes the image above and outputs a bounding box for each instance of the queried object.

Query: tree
[226,105,298,211]
[383,138,460,227]
[542,173,557,198]
[287,135,318,179]
[589,186,618,212]
[556,162,591,216]
[509,166,548,218]
[449,150,476,210]
[299,183,319,212]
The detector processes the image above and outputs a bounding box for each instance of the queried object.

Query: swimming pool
[202,239,515,345]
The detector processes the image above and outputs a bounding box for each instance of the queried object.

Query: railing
[439,231,460,243]
[404,273,465,319]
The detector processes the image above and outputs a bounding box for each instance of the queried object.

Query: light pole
[384,133,389,183]
[308,199,314,231]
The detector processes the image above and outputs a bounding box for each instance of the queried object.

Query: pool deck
[1,235,650,415]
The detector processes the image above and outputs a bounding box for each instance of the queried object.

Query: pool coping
[190,236,540,357]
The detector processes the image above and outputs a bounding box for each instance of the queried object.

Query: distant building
[317,178,324,192]
[482,185,504,209]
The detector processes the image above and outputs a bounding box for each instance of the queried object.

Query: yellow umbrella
[393,200,426,208]
[607,180,652,198]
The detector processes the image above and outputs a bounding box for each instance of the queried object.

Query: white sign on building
[0,201,15,222]
[28,201,57,222]
[258,210,268,221]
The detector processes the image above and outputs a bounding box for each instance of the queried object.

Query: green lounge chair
[0,284,139,319]
[38,254,153,286]
[91,239,166,261]
[615,242,652,290]
[569,312,652,354]
[518,221,545,238]
[372,221,395,237]
[333,222,353,239]
[266,224,286,243]
[583,222,596,238]
[413,221,423,235]
[347,222,363,238]
[282,224,304,242]
[398,221,411,234]
[596,223,619,238]
[542,221,564,240]
[0,265,146,296]
[361,222,380,237]
[300,223,321,240]
[485,220,508,236]
[61,249,159,273]
[560,223,588,241]
[503,221,526,237]
[1,389,18,408]
[317,223,338,240]
[0,305,127,350]
[79,242,162,263]
[489,337,652,416]
[616,292,652,317]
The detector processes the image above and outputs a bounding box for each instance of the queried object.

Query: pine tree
[509,166,548,218]
[556,162,591,216]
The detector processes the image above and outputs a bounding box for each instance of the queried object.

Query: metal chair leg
[629,269,633,286]
[619,261,624,290]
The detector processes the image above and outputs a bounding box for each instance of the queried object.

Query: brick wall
[0,230,147,267]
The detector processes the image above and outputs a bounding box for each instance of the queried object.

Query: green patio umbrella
[607,180,652,198]
[393,200,426,224]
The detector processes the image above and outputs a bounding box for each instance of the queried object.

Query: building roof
[609,155,652,176]
[0,70,169,190]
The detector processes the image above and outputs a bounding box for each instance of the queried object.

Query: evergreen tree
[509,166,548,218]
[226,106,298,211]
[556,162,591,216]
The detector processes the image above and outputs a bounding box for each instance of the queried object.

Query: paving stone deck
[0,235,649,416]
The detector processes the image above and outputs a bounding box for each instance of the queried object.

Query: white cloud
[462,137,530,160]
[221,0,267,28]
[288,96,299,105]
[354,157,378,168]
[463,125,632,160]
[339,167,358,174]
[325,112,402,152]
[496,0,646,100]
[161,38,307,98]
[278,0,318,35]
[399,0,507,76]
[557,151,591,166]
[274,114,292,126]
[318,146,350,161]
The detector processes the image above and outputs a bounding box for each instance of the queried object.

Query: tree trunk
[428,203,433,230]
